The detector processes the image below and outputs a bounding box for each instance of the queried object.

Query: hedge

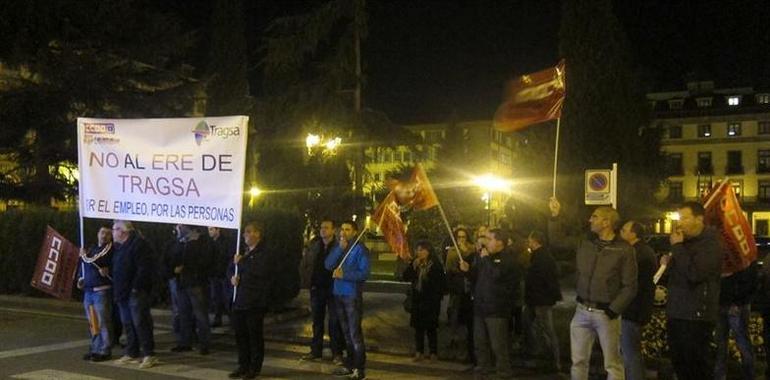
[0,207,303,309]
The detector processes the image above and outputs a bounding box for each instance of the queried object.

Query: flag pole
[703,177,730,209]
[552,117,561,197]
[232,227,242,304]
[437,202,464,264]
[335,227,368,270]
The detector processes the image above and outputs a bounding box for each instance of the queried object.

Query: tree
[557,0,664,220]
[256,0,414,226]
[0,0,198,205]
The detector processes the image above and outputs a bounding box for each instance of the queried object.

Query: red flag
[30,226,80,300]
[702,181,757,274]
[396,164,439,211]
[493,60,566,132]
[373,191,411,260]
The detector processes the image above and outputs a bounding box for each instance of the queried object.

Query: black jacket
[403,255,446,329]
[524,246,562,307]
[166,235,217,289]
[469,247,522,318]
[719,263,758,307]
[299,237,337,290]
[666,226,724,322]
[112,232,155,301]
[211,234,236,279]
[230,241,274,310]
[622,241,656,323]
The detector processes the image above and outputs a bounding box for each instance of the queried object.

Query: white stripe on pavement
[0,339,92,360]
[11,369,111,380]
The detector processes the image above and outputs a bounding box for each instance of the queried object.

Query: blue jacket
[112,232,155,301]
[77,244,113,291]
[324,242,370,297]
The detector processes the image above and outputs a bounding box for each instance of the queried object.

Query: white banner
[77,116,249,229]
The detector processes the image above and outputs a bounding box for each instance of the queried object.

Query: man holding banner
[77,225,115,362]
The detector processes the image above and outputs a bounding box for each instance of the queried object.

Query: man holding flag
[660,202,723,380]
[325,221,370,380]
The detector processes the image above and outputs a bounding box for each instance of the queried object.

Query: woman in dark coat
[228,222,273,380]
[403,241,446,361]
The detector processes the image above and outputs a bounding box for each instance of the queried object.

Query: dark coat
[166,235,217,289]
[666,226,724,322]
[112,232,155,302]
[229,240,274,310]
[299,237,337,290]
[211,234,236,279]
[469,247,522,318]
[403,255,446,329]
[719,263,758,307]
[524,246,562,307]
[622,241,657,323]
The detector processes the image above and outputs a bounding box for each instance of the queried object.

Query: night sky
[171,0,770,124]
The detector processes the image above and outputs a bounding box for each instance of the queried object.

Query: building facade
[650,81,770,235]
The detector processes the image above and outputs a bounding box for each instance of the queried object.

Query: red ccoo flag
[30,226,80,300]
[493,60,566,132]
[702,181,757,274]
[373,191,411,260]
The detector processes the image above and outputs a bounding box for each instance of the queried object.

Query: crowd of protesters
[74,195,770,380]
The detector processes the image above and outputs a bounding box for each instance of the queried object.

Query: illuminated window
[728,96,741,106]
[727,122,742,136]
[756,94,770,104]
[698,124,711,138]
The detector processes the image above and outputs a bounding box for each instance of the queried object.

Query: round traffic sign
[588,173,609,191]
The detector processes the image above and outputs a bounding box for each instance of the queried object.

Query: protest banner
[77,116,249,229]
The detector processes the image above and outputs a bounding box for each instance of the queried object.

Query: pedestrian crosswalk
[5,340,472,380]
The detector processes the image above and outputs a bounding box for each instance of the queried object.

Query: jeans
[168,279,181,342]
[177,285,211,349]
[621,319,645,380]
[474,316,513,378]
[83,289,112,356]
[117,290,155,358]
[310,287,344,357]
[335,290,366,373]
[232,307,265,373]
[667,318,714,380]
[714,305,754,380]
[570,304,623,380]
[523,305,560,370]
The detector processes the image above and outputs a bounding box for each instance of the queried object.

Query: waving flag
[31,226,80,300]
[703,180,757,273]
[494,60,566,132]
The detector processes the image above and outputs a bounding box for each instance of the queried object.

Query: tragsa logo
[192,121,211,146]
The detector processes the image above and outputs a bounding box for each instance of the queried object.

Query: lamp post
[474,173,512,227]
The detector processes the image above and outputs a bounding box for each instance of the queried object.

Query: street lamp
[248,185,262,208]
[306,133,342,156]
[473,173,512,226]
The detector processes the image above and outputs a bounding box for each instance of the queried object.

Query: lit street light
[306,133,341,156]
[473,173,512,226]
[248,185,262,208]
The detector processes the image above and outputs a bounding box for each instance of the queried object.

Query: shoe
[91,353,112,362]
[115,355,140,365]
[170,345,192,352]
[228,368,247,379]
[348,369,366,380]
[332,367,353,377]
[412,353,423,362]
[332,355,344,366]
[300,353,321,361]
[139,355,158,369]
[82,352,93,361]
[243,370,259,379]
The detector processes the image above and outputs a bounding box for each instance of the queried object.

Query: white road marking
[0,339,92,360]
[11,369,111,380]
